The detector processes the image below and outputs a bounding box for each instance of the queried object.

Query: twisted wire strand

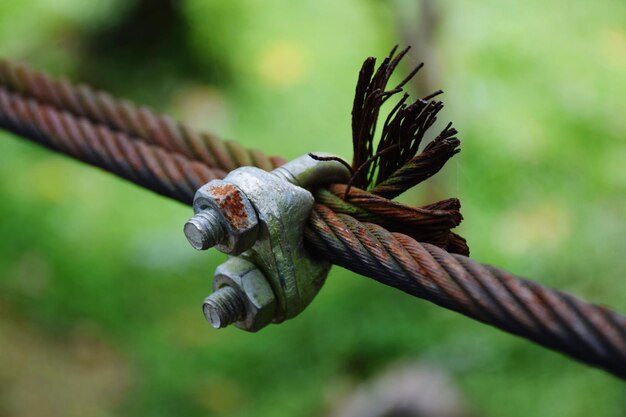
[370,130,460,200]
[314,184,469,254]
[305,204,626,379]
[0,87,222,204]
[0,60,285,172]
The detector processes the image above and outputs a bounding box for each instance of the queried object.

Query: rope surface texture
[1,59,625,379]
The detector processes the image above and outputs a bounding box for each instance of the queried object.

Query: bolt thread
[202,286,246,329]
[184,209,224,250]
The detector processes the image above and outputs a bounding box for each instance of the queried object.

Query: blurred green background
[0,0,625,416]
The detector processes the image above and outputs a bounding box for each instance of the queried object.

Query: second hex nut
[212,257,277,332]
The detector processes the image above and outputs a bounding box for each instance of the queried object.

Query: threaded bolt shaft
[184,209,224,250]
[202,286,246,329]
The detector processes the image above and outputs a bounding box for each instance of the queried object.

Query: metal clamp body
[185,154,350,331]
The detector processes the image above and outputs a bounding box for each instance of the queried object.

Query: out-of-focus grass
[0,1,625,416]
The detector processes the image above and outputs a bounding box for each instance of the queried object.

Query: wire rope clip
[184,153,350,332]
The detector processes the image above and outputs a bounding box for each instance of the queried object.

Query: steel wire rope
[0,66,625,380]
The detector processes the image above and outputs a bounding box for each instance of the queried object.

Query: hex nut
[192,180,259,255]
[213,258,277,332]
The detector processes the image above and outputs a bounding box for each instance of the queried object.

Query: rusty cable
[0,60,467,254]
[0,60,284,172]
[0,87,224,204]
[1,62,625,379]
[305,205,626,379]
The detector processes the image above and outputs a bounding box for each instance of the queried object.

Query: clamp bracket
[184,153,350,331]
